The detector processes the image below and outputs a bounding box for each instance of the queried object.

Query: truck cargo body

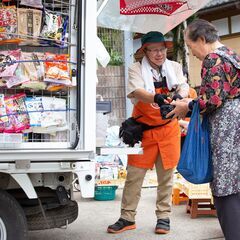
[0,0,96,239]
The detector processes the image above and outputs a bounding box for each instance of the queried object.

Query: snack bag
[19,51,47,90]
[0,49,20,78]
[7,63,29,88]
[41,9,68,45]
[4,93,30,133]
[41,96,67,128]
[22,52,45,81]
[20,81,47,91]
[46,83,66,92]
[44,53,71,85]
[17,8,42,38]
[0,6,18,42]
[0,94,8,132]
[20,0,43,9]
[25,96,43,127]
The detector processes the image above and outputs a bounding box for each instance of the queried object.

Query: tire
[27,200,78,231]
[0,189,28,240]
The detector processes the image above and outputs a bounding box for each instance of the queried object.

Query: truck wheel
[27,200,78,230]
[0,189,28,240]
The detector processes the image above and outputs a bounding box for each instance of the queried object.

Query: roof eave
[198,2,239,15]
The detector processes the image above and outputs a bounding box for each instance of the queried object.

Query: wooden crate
[172,187,188,205]
[186,199,217,218]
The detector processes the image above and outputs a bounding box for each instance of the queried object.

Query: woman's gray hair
[185,19,219,43]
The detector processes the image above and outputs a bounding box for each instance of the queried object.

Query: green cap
[141,31,165,45]
[136,31,171,54]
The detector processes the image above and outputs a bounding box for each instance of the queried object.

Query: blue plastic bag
[177,102,213,184]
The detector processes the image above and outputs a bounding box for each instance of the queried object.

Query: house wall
[97,66,126,126]
[189,36,240,87]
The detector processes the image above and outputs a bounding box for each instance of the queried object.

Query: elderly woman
[168,19,240,240]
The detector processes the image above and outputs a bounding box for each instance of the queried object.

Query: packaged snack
[25,96,43,127]
[17,8,42,38]
[41,96,67,128]
[21,52,45,81]
[20,81,47,91]
[44,53,71,85]
[4,93,30,133]
[46,83,66,92]
[0,49,20,78]
[0,6,18,42]
[41,10,68,45]
[0,94,8,132]
[7,63,29,88]
[20,0,43,9]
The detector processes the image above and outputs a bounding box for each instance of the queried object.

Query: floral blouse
[199,46,240,114]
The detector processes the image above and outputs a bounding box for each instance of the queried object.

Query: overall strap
[141,120,171,131]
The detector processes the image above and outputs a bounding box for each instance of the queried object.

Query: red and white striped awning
[120,0,186,16]
[97,0,212,34]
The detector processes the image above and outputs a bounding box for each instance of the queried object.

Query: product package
[20,52,47,90]
[0,94,8,132]
[0,6,18,43]
[17,8,42,38]
[0,49,20,78]
[20,0,43,9]
[44,53,71,86]
[4,93,30,133]
[25,96,43,127]
[41,9,68,46]
[41,96,67,128]
[21,52,45,81]
[8,63,29,88]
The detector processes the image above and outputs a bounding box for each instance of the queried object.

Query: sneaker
[155,218,170,234]
[107,218,136,233]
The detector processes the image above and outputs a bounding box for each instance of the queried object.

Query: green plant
[98,28,124,66]
[172,14,198,69]
[109,49,123,66]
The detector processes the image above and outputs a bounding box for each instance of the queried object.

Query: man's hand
[154,94,169,107]
[172,94,183,101]
[166,98,192,119]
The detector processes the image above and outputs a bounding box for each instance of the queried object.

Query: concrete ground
[29,188,224,240]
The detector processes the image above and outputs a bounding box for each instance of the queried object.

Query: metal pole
[123,31,134,118]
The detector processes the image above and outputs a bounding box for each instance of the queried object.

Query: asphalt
[29,188,224,240]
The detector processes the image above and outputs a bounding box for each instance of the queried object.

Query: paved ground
[29,188,224,240]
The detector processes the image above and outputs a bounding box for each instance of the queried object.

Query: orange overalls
[128,86,181,170]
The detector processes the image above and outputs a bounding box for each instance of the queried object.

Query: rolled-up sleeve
[127,62,145,98]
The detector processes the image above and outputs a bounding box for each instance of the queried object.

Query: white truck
[0,0,97,239]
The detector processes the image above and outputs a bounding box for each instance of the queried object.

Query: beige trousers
[121,155,175,222]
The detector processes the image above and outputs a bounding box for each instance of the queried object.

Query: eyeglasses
[146,48,167,54]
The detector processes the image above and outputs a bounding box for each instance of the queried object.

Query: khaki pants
[121,155,175,222]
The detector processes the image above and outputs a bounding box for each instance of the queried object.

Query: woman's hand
[166,98,192,119]
[178,119,189,130]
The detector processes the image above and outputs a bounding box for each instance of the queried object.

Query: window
[231,15,240,34]
[212,18,229,36]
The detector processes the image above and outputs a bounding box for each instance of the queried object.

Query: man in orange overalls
[107,32,189,234]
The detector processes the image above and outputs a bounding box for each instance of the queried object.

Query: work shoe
[107,218,136,233]
[155,218,170,234]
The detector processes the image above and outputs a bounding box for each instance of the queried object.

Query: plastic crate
[94,186,118,201]
[182,181,212,199]
[96,101,112,114]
